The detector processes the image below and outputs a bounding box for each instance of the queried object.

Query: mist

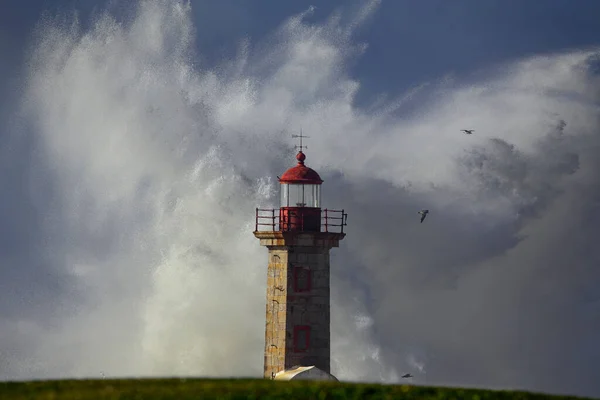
[1,0,600,397]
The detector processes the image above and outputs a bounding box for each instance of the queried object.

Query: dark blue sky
[3,0,600,105]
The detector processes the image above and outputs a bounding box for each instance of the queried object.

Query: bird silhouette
[401,373,413,378]
[461,129,474,134]
[418,209,429,223]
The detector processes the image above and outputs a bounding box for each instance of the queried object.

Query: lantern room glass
[280,183,321,208]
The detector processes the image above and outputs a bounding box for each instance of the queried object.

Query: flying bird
[461,129,474,134]
[401,373,413,378]
[418,209,429,223]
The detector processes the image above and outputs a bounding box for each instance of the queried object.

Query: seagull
[418,209,429,223]
[461,129,474,134]
[401,373,413,378]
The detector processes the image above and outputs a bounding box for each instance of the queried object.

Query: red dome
[279,151,323,184]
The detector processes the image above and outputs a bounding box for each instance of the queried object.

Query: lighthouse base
[273,366,339,381]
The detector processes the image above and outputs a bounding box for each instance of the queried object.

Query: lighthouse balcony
[254,208,347,234]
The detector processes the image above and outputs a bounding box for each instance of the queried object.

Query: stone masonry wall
[258,231,344,379]
[284,248,331,372]
[263,249,289,379]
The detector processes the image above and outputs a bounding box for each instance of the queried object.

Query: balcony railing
[255,208,348,234]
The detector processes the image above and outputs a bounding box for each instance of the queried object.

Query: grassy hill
[0,378,594,400]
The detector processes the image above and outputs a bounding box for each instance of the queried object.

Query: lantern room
[280,151,323,208]
[278,151,323,232]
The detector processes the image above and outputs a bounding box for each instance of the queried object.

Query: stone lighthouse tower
[253,137,347,380]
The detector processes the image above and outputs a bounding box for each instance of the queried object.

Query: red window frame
[293,266,311,292]
[293,325,311,352]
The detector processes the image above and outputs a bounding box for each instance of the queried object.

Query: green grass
[0,378,594,400]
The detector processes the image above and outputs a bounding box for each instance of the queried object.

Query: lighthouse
[254,136,347,380]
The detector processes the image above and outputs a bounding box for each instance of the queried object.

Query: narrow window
[293,266,311,292]
[294,325,311,352]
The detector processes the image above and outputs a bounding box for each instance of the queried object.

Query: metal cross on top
[292,130,309,152]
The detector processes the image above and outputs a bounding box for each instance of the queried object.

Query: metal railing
[255,208,348,234]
